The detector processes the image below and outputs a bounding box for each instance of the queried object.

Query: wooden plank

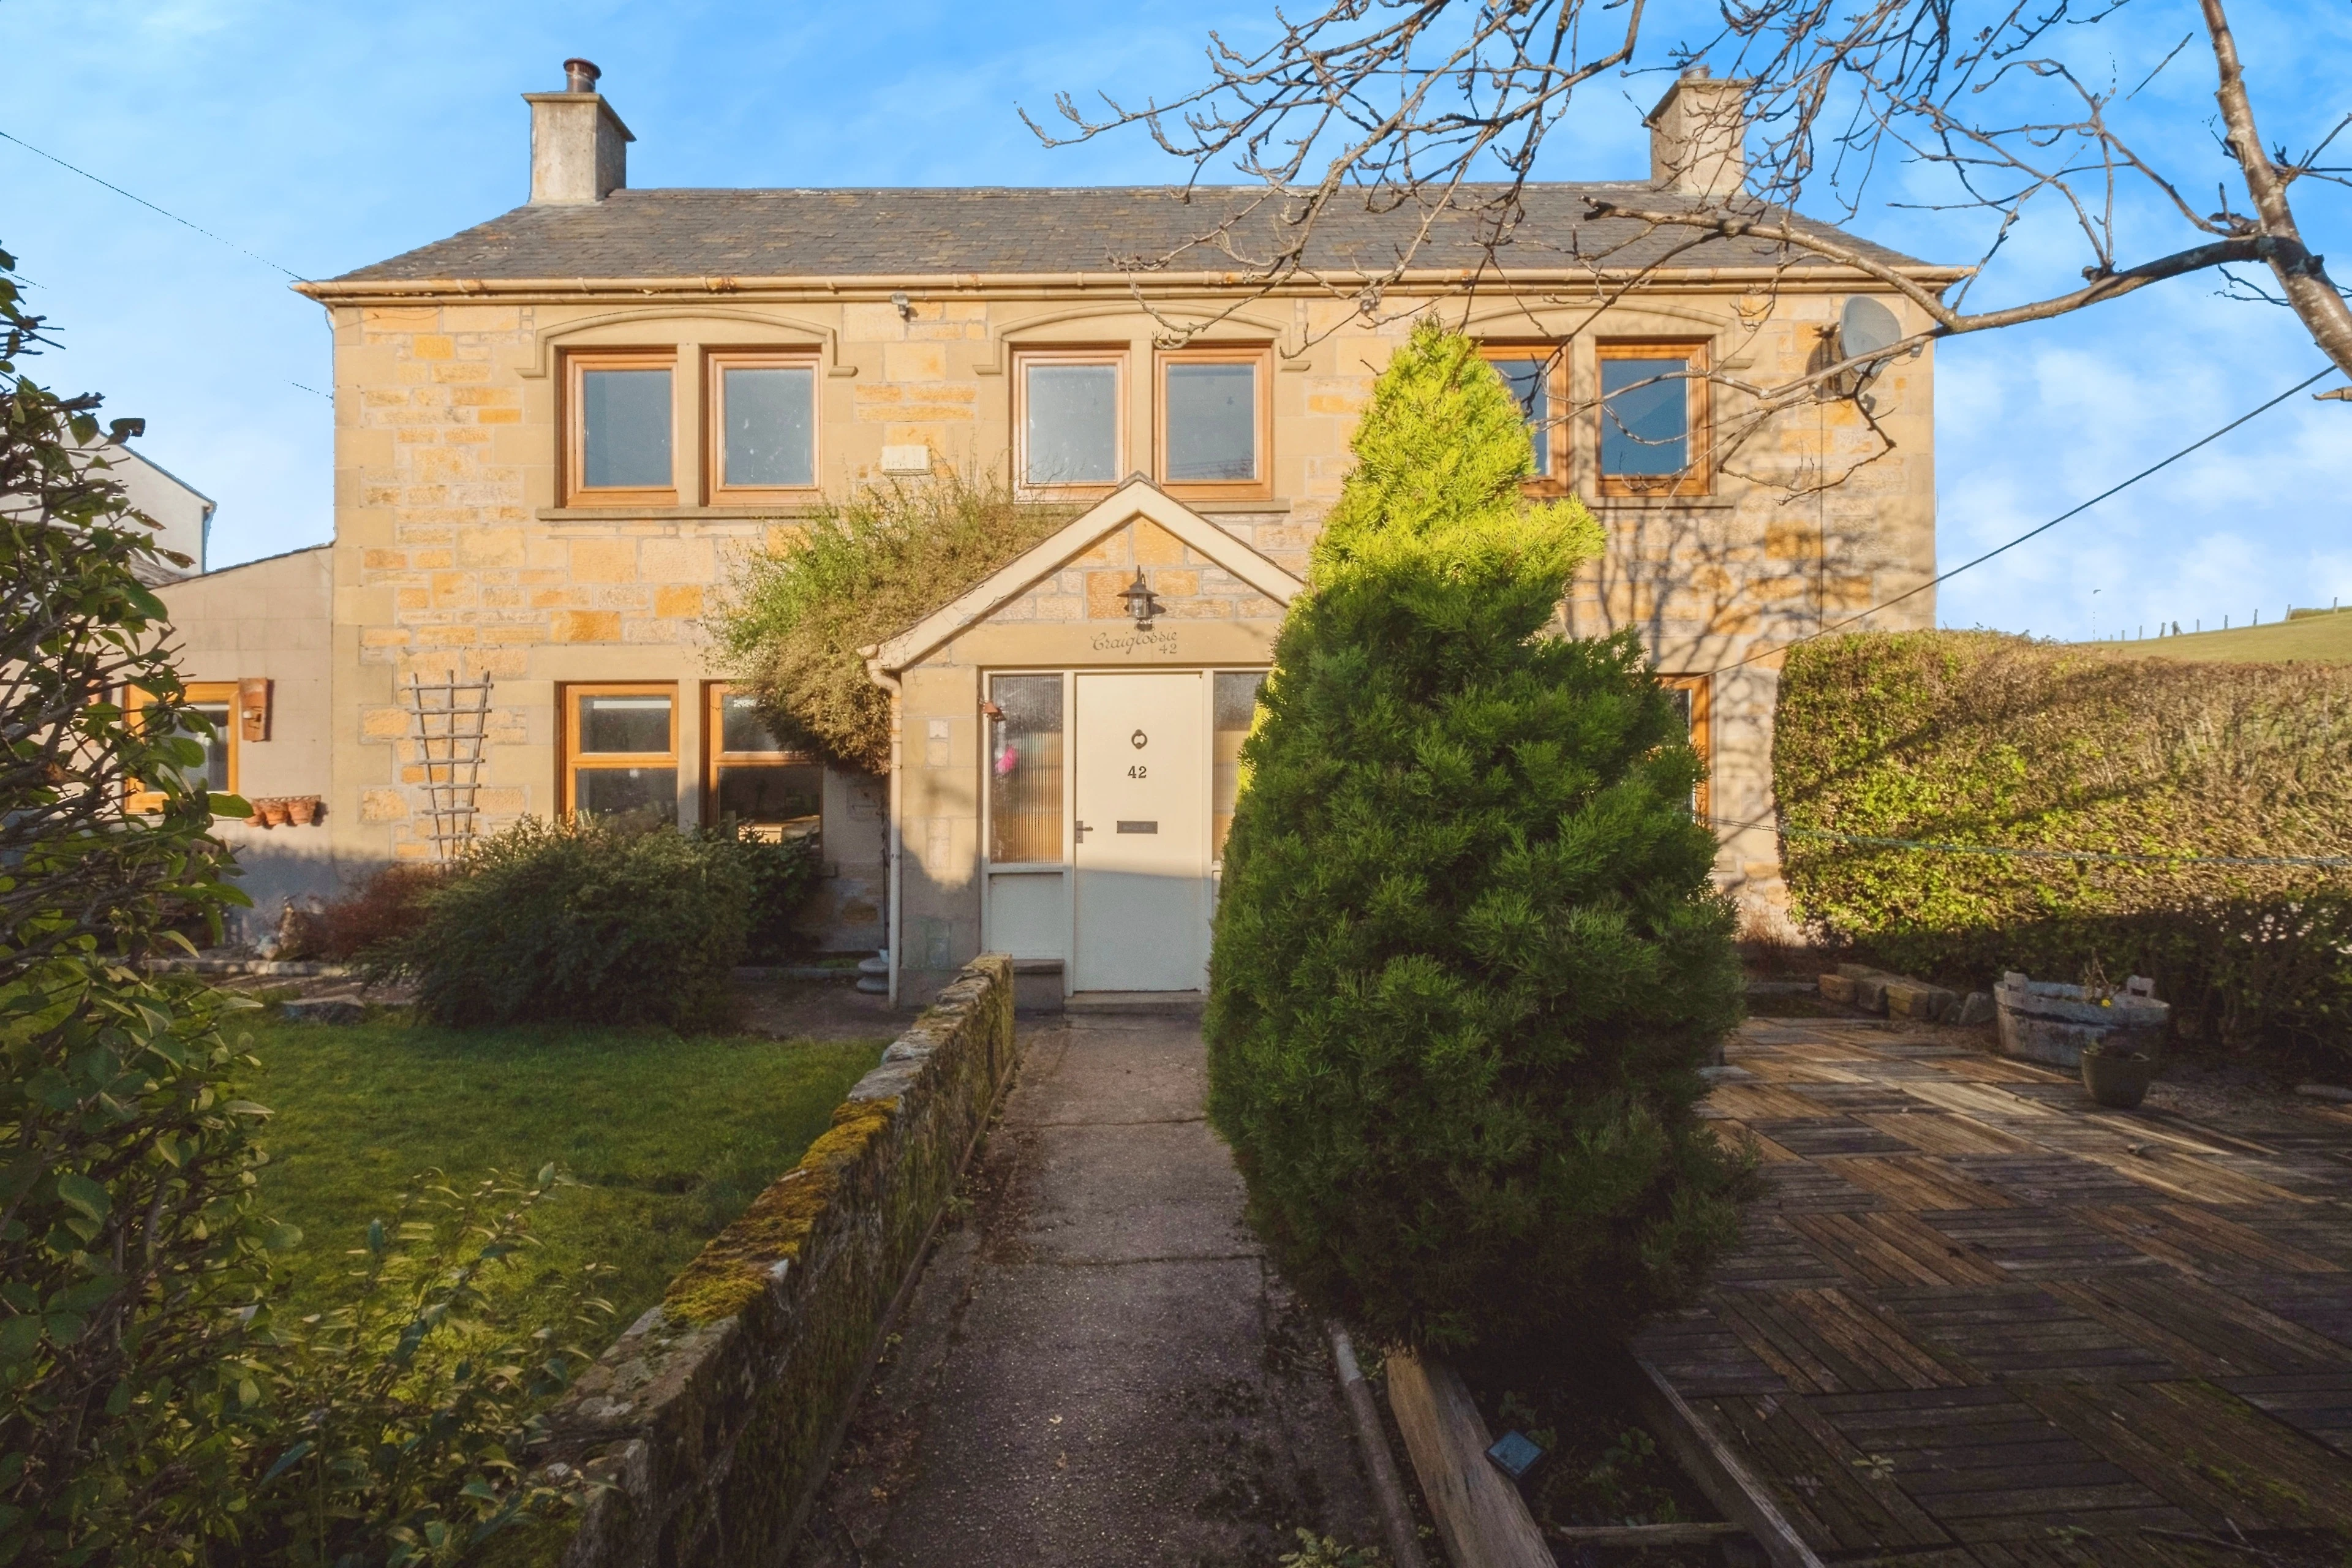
[2081,1145,2307,1207]
[1709,1083,1844,1121]
[1624,1355,1829,1568]
[1831,1153,2018,1212]
[1857,1110,2033,1156]
[1899,1079,2061,1121]
[1383,1351,1551,1568]
[2022,1378,2352,1533]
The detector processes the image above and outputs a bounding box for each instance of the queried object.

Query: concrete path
[796,1012,1381,1567]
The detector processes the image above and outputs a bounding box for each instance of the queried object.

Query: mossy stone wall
[535,954,1016,1567]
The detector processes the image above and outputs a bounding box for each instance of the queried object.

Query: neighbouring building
[86,422,214,581]
[172,59,1950,999]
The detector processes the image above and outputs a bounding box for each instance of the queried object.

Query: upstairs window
[569,352,677,505]
[1480,346,1564,481]
[710,354,818,497]
[1160,347,1270,498]
[706,684,822,837]
[564,684,677,823]
[1597,342,1708,497]
[1017,351,1124,490]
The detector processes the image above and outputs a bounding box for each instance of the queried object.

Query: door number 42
[1126,764,1148,778]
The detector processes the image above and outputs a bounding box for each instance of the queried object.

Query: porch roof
[866,478,1302,676]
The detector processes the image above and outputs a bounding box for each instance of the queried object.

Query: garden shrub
[279,863,445,962]
[373,816,759,1029]
[2,239,272,1562]
[716,825,823,962]
[1777,631,2352,1070]
[1207,320,1749,1360]
[710,471,1076,771]
[2,241,606,1564]
[230,1167,611,1567]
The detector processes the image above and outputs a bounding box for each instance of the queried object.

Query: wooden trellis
[404,669,493,859]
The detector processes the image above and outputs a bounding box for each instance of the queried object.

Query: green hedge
[1775,631,2352,1067]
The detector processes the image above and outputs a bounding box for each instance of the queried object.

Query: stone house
[172,61,1951,1001]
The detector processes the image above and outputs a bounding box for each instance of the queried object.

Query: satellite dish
[1838,296,1902,368]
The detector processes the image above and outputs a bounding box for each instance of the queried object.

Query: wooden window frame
[1594,340,1711,498]
[706,349,823,505]
[559,681,679,817]
[1478,342,1569,493]
[1155,344,1275,502]
[1658,673,1713,823]
[563,349,680,508]
[703,681,821,836]
[125,680,239,812]
[1012,347,1128,497]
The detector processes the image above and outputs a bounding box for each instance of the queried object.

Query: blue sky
[4,0,2346,641]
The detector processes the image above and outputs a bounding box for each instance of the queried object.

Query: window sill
[1182,497,1291,515]
[537,503,826,523]
[1594,494,1735,512]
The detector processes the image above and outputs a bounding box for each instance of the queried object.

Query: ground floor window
[563,683,678,822]
[986,673,1065,864]
[1657,673,1713,822]
[1212,670,1266,860]
[705,682,821,839]
[126,680,238,811]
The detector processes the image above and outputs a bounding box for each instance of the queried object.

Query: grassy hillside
[2083,608,2352,664]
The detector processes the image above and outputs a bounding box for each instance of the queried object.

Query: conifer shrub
[1207,321,1747,1359]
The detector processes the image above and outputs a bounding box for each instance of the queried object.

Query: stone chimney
[1645,66,1750,200]
[523,58,633,205]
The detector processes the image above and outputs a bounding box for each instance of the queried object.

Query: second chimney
[1645,67,1750,200]
[524,58,634,205]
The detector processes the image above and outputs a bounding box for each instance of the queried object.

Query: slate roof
[330,184,1935,284]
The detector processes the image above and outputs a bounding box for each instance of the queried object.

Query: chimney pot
[524,61,634,205]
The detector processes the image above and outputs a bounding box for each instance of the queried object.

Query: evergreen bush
[372,818,760,1030]
[1207,321,1748,1359]
[711,472,1076,772]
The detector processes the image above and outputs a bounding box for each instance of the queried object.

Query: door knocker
[1131,729,1148,749]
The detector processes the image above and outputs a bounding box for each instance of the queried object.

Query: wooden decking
[1634,1014,2352,1566]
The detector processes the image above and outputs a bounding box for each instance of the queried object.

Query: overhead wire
[0,127,307,281]
[0,126,328,401]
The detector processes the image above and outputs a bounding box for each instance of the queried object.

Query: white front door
[1072,671,1208,992]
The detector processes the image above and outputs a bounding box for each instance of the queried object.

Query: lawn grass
[237,1012,884,1344]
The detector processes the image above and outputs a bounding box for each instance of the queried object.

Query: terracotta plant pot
[2080,1044,2158,1109]
[255,798,289,828]
[287,796,320,826]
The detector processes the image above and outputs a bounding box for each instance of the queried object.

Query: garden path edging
[533,953,1016,1568]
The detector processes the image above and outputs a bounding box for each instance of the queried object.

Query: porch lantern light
[1121,570,1163,630]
